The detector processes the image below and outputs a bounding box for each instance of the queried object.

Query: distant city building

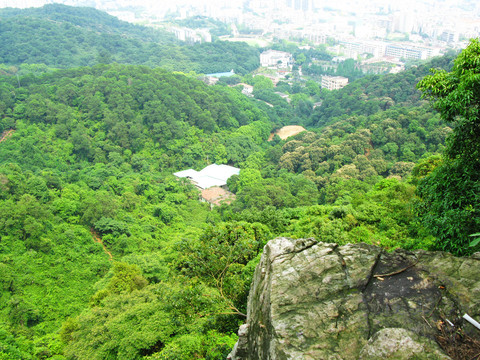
[273,27,327,44]
[255,73,283,85]
[239,83,254,96]
[360,56,405,74]
[260,50,293,68]
[206,70,235,78]
[285,0,312,12]
[385,44,439,60]
[332,56,346,63]
[339,40,387,58]
[392,11,418,33]
[169,27,212,43]
[321,76,349,90]
[440,30,459,44]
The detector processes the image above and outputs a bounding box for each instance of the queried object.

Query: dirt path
[91,228,113,261]
[0,129,15,143]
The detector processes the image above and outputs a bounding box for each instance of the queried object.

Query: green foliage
[1,62,266,358]
[415,39,480,255]
[276,104,444,187]
[0,5,259,74]
[418,40,480,163]
[151,331,236,360]
[0,328,33,359]
[0,19,465,358]
[275,177,433,250]
[310,53,456,128]
[62,281,227,360]
[176,222,269,314]
[469,233,480,249]
[90,262,148,306]
[252,75,274,90]
[414,159,479,254]
[0,64,271,170]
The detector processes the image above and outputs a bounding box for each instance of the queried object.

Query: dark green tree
[415,39,480,255]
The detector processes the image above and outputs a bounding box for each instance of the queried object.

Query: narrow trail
[90,228,113,261]
[0,129,15,143]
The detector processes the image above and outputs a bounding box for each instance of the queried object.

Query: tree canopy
[415,39,480,255]
[0,9,470,357]
[0,4,259,74]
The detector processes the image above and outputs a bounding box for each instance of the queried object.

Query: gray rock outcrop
[229,238,480,359]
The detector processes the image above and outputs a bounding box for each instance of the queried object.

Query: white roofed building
[174,164,240,190]
[260,50,293,68]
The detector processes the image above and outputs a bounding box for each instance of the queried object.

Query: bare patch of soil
[268,125,306,141]
[91,228,113,261]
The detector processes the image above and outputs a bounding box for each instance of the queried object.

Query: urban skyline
[1,0,479,61]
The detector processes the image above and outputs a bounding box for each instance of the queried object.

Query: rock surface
[228,238,480,359]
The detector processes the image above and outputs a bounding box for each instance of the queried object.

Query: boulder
[228,238,480,359]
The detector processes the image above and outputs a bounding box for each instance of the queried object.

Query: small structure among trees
[321,75,349,90]
[174,164,240,206]
[174,164,240,190]
[260,50,293,68]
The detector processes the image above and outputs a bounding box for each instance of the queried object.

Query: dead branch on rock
[373,260,419,278]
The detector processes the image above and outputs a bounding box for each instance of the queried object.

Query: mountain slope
[0,63,275,358]
[0,4,260,74]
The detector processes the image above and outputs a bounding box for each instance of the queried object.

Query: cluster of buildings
[157,0,478,65]
[257,50,349,90]
[335,39,441,61]
[168,27,212,43]
[11,1,480,63]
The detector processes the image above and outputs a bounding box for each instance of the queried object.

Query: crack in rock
[228,239,480,360]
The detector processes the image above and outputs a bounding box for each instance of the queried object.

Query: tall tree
[415,39,480,255]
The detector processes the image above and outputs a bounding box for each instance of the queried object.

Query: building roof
[206,70,235,78]
[174,164,240,189]
[173,169,198,178]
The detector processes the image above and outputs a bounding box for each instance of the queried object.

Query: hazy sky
[1,0,478,23]
[0,0,474,11]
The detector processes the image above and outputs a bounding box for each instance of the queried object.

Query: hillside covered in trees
[0,4,478,360]
[0,4,259,74]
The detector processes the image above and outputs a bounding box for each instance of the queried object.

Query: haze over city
[1,0,478,55]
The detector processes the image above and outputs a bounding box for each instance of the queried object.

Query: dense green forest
[0,4,259,74]
[0,62,448,359]
[0,4,478,359]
